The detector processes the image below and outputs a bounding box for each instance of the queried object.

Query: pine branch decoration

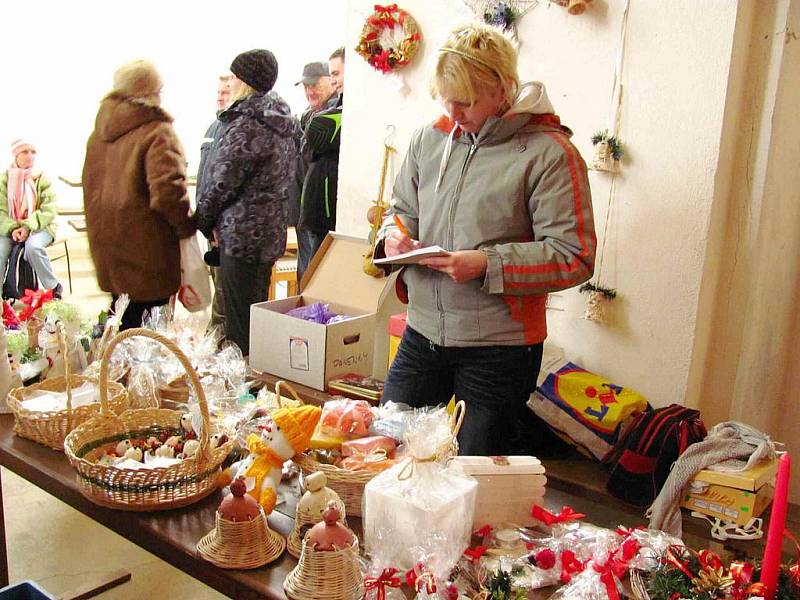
[591,129,624,161]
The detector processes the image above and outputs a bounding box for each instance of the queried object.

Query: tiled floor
[4,219,226,598]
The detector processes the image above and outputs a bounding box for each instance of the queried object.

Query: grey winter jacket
[380,82,596,347]
[196,91,302,264]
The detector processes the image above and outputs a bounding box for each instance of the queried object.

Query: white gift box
[363,458,478,571]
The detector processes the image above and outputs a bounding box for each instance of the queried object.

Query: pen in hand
[393,214,412,238]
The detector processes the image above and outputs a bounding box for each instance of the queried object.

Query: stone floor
[4,220,228,598]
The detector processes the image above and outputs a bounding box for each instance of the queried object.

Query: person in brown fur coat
[82,59,196,329]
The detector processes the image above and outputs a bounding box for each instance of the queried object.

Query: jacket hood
[219,91,295,137]
[432,82,571,192]
[93,93,173,143]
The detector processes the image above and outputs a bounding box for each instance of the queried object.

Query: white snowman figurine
[222,405,320,514]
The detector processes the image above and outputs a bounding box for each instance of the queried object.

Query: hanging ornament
[589,130,624,173]
[581,0,631,322]
[463,1,540,45]
[363,125,396,278]
[550,0,593,15]
[355,5,421,75]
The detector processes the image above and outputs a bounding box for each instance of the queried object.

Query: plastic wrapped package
[363,404,477,577]
[369,401,414,441]
[321,398,374,437]
[285,302,350,325]
[545,529,624,600]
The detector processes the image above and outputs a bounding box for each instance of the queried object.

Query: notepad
[373,245,449,265]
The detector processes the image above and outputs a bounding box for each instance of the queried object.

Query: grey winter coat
[379,82,596,347]
[196,91,301,265]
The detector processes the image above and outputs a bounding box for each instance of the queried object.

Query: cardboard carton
[249,233,398,390]
[681,481,774,526]
[691,457,778,491]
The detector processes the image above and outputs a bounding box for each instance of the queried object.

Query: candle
[760,452,791,599]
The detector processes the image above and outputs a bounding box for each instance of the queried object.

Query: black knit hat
[230,49,278,93]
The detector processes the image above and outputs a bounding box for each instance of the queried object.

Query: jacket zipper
[436,140,478,345]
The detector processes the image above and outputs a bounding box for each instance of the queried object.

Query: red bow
[2,301,20,328]
[534,548,556,570]
[364,567,402,600]
[464,545,486,562]
[374,3,398,13]
[559,550,586,583]
[474,524,492,538]
[415,572,437,594]
[405,562,425,588]
[18,288,53,321]
[593,562,623,600]
[729,561,756,600]
[531,505,586,526]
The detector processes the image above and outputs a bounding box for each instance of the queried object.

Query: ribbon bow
[531,505,586,526]
[18,288,54,321]
[364,567,402,600]
[559,549,586,583]
[474,524,492,538]
[415,572,437,594]
[592,546,636,600]
[2,301,20,329]
[464,545,486,562]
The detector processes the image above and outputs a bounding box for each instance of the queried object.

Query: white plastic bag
[177,236,211,312]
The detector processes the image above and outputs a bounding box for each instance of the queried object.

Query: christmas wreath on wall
[355,4,421,74]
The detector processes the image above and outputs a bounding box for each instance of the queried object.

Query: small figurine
[155,444,175,458]
[210,433,229,449]
[222,405,321,514]
[123,447,143,462]
[180,412,197,439]
[182,439,200,459]
[219,477,261,522]
[306,502,354,551]
[115,440,132,456]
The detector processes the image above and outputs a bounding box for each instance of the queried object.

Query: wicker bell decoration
[197,477,286,569]
[288,471,346,558]
[589,140,618,173]
[284,502,364,600]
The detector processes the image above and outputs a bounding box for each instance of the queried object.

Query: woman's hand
[384,229,421,257]
[420,250,488,283]
[11,227,29,243]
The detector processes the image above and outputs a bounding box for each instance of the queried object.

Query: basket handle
[99,327,211,463]
[56,322,72,413]
[274,379,304,408]
[450,400,465,437]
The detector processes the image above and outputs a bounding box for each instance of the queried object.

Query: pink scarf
[6,167,35,221]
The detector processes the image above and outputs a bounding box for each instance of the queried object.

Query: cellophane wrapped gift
[363,406,477,576]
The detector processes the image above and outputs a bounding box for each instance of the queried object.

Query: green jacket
[0,171,58,239]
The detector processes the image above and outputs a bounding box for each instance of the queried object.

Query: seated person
[0,139,62,298]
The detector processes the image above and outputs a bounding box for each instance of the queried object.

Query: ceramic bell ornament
[197,476,284,569]
[284,501,364,600]
[288,471,346,558]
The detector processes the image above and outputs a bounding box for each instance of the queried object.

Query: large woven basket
[284,538,364,600]
[64,328,234,511]
[7,324,128,451]
[294,399,465,517]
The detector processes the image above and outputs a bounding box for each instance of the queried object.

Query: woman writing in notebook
[377,23,596,455]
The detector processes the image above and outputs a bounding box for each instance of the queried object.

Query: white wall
[0,0,348,206]
[338,0,740,407]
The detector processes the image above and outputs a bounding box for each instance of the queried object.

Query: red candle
[760,452,791,599]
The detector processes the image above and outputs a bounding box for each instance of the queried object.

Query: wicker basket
[7,324,128,451]
[64,328,234,511]
[284,538,364,600]
[628,570,650,600]
[294,399,465,517]
[197,509,285,568]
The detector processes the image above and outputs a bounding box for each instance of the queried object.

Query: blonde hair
[112,59,163,99]
[231,81,256,103]
[431,23,520,109]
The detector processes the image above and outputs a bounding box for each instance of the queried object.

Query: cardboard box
[249,233,397,391]
[681,481,774,526]
[691,457,779,491]
[453,456,546,527]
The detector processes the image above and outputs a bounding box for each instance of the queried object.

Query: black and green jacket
[299,96,342,234]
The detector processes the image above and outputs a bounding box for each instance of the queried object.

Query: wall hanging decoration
[550,0,593,15]
[589,129,624,173]
[463,1,540,45]
[355,5,421,75]
[363,125,396,278]
[582,0,631,323]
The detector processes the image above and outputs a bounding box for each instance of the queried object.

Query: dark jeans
[296,227,326,287]
[218,252,271,357]
[383,326,549,456]
[111,295,170,331]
